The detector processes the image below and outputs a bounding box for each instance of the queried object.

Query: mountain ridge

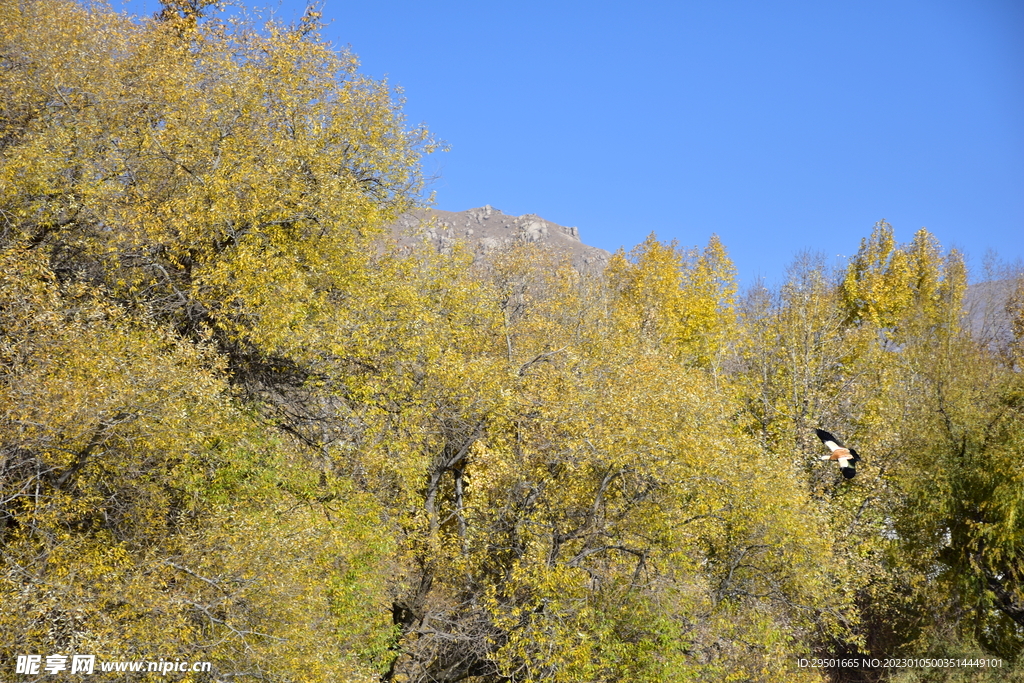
[389,206,610,272]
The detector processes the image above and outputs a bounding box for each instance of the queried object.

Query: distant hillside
[390,206,610,272]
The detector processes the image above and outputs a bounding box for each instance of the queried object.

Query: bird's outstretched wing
[815,428,843,451]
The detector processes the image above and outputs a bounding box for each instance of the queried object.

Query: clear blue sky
[123,0,1023,286]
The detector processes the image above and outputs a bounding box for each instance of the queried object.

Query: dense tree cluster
[2,1,1022,681]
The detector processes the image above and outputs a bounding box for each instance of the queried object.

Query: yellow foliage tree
[2,1,435,679]
[606,233,736,367]
[6,1,1018,679]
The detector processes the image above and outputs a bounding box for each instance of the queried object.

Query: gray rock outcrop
[389,206,609,273]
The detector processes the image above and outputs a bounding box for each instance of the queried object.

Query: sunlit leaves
[4,1,1021,679]
[606,233,736,367]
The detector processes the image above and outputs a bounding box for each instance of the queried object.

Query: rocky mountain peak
[389,206,608,272]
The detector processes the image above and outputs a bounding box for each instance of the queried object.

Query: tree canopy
[2,2,1023,681]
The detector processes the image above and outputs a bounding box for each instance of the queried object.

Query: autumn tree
[605,233,736,367]
[734,222,1022,679]
[2,0,436,679]
[6,1,1019,679]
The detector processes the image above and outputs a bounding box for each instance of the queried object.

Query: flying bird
[815,429,860,479]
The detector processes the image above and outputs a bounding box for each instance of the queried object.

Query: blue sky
[123,0,1023,286]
